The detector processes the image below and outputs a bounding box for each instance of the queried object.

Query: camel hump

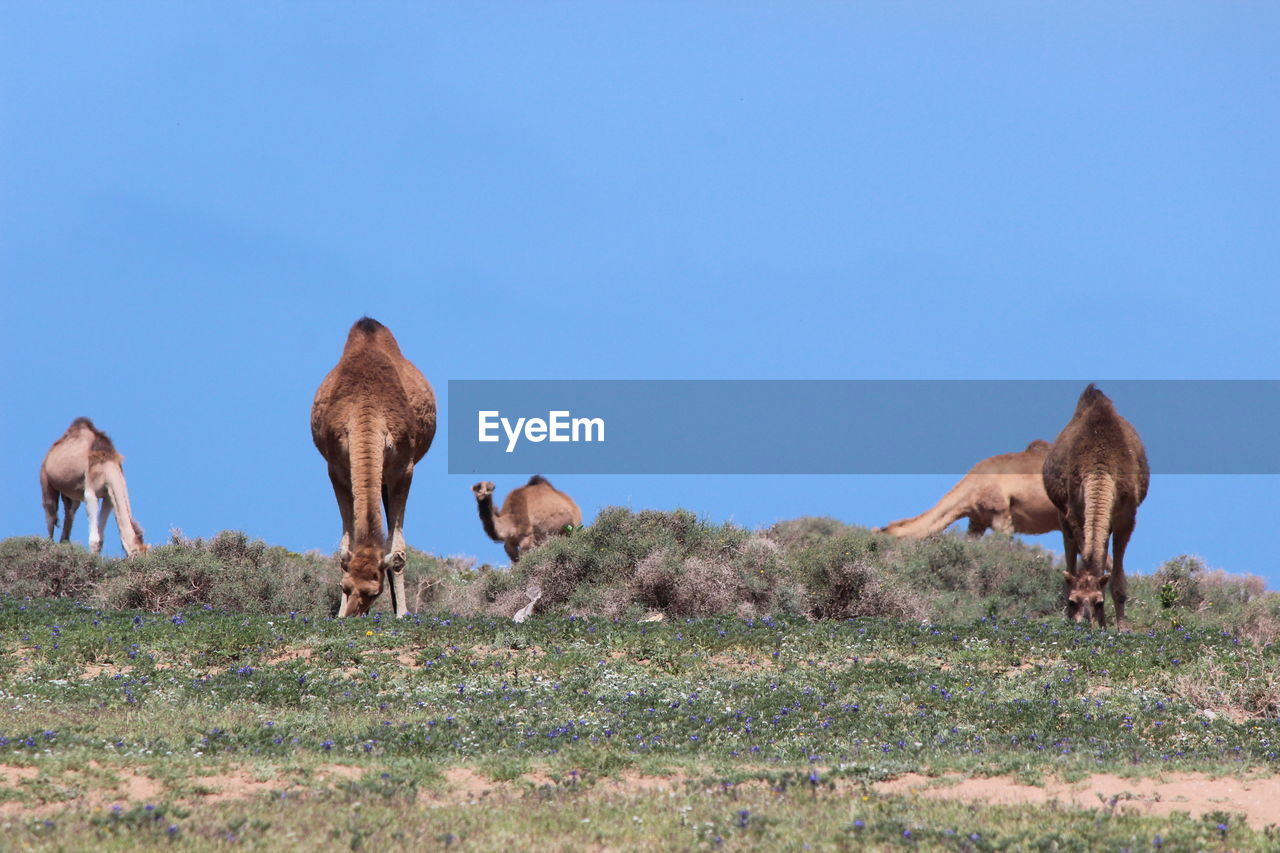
[352,316,385,335]
[527,474,551,487]
[69,419,119,457]
[342,316,404,359]
[1078,383,1110,407]
[1025,439,1051,452]
[1071,383,1115,418]
[90,432,117,455]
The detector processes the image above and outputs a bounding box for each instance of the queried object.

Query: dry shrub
[2,526,1273,636]
[764,517,856,552]
[1198,569,1266,608]
[512,508,804,619]
[1240,595,1280,646]
[0,537,109,600]
[405,550,491,615]
[810,557,930,621]
[788,527,954,621]
[1154,555,1207,610]
[631,550,772,619]
[93,531,339,615]
[1170,656,1280,721]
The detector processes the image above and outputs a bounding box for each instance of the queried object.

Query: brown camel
[879,440,1060,539]
[472,475,582,563]
[39,418,147,557]
[1042,384,1149,630]
[311,318,436,617]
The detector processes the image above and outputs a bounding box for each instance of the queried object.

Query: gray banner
[446,380,1280,474]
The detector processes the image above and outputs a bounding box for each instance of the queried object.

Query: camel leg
[42,475,60,539]
[62,497,80,542]
[1060,522,1078,615]
[965,516,990,537]
[388,569,407,618]
[383,468,413,618]
[328,465,355,560]
[97,495,115,555]
[329,467,355,618]
[83,489,103,554]
[988,512,1015,536]
[1110,518,1134,632]
[504,540,521,563]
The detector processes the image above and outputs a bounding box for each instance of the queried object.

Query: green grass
[1,594,1277,850]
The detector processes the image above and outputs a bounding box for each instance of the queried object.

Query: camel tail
[1081,471,1115,574]
[350,413,387,547]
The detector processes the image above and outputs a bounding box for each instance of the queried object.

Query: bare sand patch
[317,765,364,782]
[264,647,314,665]
[875,772,1280,828]
[0,762,378,816]
[190,770,282,802]
[0,765,38,786]
[412,768,690,806]
[0,762,163,817]
[416,767,513,805]
[703,653,774,672]
[597,771,688,794]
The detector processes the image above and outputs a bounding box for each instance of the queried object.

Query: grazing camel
[472,475,582,563]
[311,317,436,618]
[39,418,147,556]
[1042,384,1149,630]
[879,441,1060,539]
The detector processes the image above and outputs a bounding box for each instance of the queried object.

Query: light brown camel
[1042,384,1149,630]
[39,418,147,557]
[311,317,436,618]
[878,440,1060,539]
[472,475,582,563]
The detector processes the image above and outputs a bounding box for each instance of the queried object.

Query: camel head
[339,544,404,617]
[1063,570,1109,626]
[472,481,496,501]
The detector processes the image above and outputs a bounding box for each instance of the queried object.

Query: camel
[1042,384,1149,630]
[39,418,147,557]
[472,475,582,563]
[878,440,1060,539]
[311,317,436,618]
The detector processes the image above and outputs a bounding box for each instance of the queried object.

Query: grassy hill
[0,513,1277,850]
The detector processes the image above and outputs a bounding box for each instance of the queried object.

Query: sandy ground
[1,764,1276,829]
[874,772,1280,828]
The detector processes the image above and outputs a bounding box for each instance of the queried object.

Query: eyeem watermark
[477,410,605,453]
[450,380,1280,474]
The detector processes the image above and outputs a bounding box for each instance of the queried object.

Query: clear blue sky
[2,4,1276,588]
